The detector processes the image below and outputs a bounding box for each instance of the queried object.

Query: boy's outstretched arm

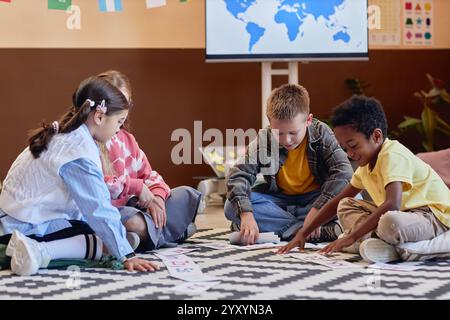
[320,181,402,254]
[309,123,353,211]
[227,135,267,245]
[278,184,361,254]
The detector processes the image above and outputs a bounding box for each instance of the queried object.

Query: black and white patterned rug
[0,228,449,300]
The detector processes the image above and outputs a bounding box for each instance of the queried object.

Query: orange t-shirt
[276,139,320,195]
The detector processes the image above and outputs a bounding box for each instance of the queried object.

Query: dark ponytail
[28,76,130,158]
[28,123,58,159]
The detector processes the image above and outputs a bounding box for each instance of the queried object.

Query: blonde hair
[98,142,115,176]
[97,70,132,103]
[266,84,310,121]
[95,70,133,176]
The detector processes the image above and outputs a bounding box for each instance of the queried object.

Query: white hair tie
[96,99,107,114]
[52,121,59,134]
[85,99,96,107]
[85,98,107,114]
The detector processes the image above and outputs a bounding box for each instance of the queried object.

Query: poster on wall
[369,0,401,45]
[403,0,434,46]
[146,0,167,9]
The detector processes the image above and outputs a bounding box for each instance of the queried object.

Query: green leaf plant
[397,74,450,152]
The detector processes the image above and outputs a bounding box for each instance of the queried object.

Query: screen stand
[261,62,299,128]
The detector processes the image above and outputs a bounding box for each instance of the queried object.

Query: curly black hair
[330,95,388,139]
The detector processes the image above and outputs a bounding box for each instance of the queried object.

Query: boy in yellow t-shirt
[278,95,450,263]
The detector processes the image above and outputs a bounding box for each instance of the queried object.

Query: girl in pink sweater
[98,70,201,251]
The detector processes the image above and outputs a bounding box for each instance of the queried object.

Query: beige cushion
[417,148,450,188]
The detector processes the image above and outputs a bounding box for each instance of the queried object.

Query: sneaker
[310,221,343,243]
[359,238,400,263]
[230,222,240,232]
[126,232,140,251]
[6,230,22,257]
[10,231,51,276]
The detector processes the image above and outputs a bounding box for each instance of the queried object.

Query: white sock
[41,234,103,261]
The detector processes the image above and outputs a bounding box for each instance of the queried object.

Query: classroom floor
[0,196,449,300]
[196,195,230,230]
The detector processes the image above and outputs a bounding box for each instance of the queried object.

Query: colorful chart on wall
[403,0,434,46]
[369,0,401,45]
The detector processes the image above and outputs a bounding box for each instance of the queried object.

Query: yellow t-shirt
[276,139,320,195]
[351,139,450,227]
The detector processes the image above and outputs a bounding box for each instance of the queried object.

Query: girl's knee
[124,214,148,239]
[168,186,202,220]
[171,186,201,200]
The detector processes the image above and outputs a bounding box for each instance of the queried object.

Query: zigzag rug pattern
[0,229,449,300]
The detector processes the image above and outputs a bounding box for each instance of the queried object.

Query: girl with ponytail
[0,75,159,275]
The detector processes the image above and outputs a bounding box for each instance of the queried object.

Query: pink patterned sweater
[104,129,171,207]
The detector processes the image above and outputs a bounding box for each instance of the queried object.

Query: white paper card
[305,242,328,250]
[368,262,421,271]
[271,243,328,252]
[153,247,198,256]
[289,253,362,269]
[198,242,235,250]
[156,253,221,282]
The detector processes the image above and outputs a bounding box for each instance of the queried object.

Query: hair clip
[96,99,107,114]
[52,121,60,134]
[86,99,96,107]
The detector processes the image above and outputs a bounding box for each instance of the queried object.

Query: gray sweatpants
[119,186,202,251]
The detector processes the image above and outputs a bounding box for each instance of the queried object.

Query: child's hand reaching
[239,212,259,245]
[277,230,306,254]
[138,185,156,208]
[148,196,166,229]
[124,257,160,272]
[320,235,355,255]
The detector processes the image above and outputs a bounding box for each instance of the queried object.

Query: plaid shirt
[226,119,353,215]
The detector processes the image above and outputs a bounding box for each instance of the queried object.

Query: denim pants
[119,186,202,251]
[224,190,321,240]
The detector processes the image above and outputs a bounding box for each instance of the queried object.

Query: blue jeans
[224,190,321,240]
